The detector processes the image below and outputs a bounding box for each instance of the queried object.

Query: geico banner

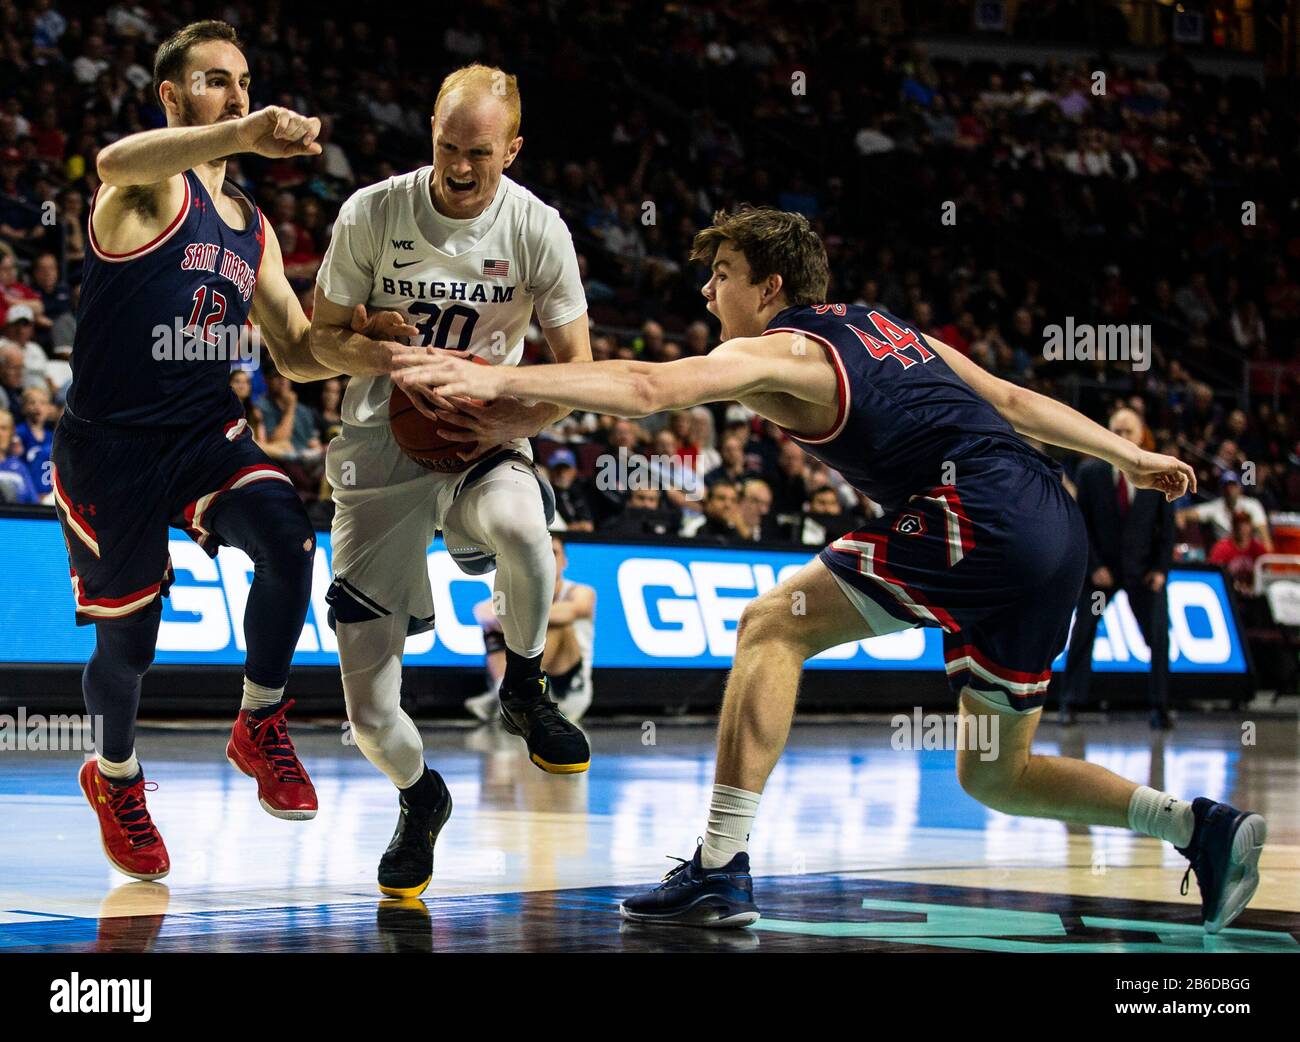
[0,515,1247,673]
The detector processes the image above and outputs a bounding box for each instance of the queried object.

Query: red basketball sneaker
[226,698,318,820]
[78,760,171,881]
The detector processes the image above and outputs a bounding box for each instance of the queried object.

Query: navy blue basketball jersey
[764,304,1058,509]
[68,169,264,427]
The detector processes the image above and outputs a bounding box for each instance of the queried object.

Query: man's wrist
[1111,444,1141,469]
[225,115,254,155]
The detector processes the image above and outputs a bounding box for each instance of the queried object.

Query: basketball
[389,355,491,472]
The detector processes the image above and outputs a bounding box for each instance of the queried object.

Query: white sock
[241,677,284,712]
[97,751,140,782]
[1127,785,1195,847]
[701,784,761,868]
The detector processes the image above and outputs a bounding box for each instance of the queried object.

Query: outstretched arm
[925,334,1196,501]
[433,315,596,458]
[94,106,321,256]
[97,106,320,187]
[392,333,836,419]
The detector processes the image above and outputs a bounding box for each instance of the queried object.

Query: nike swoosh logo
[393,259,422,269]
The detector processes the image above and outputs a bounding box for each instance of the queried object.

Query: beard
[177,94,240,161]
[176,91,201,127]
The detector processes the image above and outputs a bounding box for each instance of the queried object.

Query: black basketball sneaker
[377,768,453,898]
[498,674,590,774]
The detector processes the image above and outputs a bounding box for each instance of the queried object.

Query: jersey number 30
[409,302,479,349]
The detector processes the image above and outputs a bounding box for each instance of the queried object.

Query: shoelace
[107,779,161,850]
[248,699,307,783]
[527,699,577,737]
[660,855,692,883]
[1179,825,1204,897]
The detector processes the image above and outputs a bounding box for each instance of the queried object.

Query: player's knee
[346,711,388,747]
[737,591,805,649]
[106,640,155,680]
[232,488,316,567]
[95,617,158,677]
[342,686,394,738]
[488,509,550,559]
[956,747,1021,810]
[126,642,156,677]
[267,512,316,563]
[257,506,317,580]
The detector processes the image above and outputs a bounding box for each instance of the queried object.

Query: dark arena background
[1,0,1298,1016]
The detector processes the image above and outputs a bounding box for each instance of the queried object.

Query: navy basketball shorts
[50,411,294,625]
[820,455,1088,713]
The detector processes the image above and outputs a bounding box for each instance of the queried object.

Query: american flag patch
[482,258,511,277]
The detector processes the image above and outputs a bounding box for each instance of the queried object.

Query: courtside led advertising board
[0,515,1247,675]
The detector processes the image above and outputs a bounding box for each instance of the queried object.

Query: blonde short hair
[433,64,521,140]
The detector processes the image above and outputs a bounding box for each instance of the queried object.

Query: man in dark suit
[1061,407,1176,729]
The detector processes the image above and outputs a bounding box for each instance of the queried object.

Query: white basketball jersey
[317,168,587,427]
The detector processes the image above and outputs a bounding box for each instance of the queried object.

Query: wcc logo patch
[894,512,926,537]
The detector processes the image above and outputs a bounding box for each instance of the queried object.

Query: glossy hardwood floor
[1,714,1296,952]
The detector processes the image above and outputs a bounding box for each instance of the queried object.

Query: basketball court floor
[2,716,1297,953]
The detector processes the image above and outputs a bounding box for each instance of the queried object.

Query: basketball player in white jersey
[468,534,596,723]
[309,64,592,897]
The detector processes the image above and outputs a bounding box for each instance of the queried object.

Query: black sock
[400,767,443,809]
[502,647,544,694]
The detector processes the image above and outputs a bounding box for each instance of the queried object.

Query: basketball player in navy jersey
[395,206,1267,933]
[53,20,415,881]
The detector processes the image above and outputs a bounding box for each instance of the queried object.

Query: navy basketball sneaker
[1175,797,1267,933]
[620,845,760,928]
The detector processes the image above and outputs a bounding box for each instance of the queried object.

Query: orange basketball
[389,356,491,473]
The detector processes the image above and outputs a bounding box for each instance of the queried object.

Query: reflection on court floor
[1,718,1296,953]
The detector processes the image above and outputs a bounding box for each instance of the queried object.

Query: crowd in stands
[1,2,1297,572]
